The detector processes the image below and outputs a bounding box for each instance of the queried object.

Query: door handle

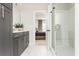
[1,5,4,20]
[46,30,50,31]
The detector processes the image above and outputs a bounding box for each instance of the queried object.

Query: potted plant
[14,23,24,31]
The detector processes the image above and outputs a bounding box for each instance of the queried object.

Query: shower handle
[52,24,60,31]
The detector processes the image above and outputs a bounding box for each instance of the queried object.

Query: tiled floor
[21,39,74,56]
[56,46,75,56]
[56,40,75,56]
[35,40,47,45]
[21,40,53,56]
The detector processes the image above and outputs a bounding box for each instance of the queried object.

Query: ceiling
[35,11,47,20]
[16,3,49,10]
[14,3,74,10]
[13,3,74,11]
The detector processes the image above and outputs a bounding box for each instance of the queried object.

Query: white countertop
[13,30,27,33]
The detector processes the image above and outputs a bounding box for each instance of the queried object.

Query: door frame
[47,3,56,55]
[33,10,48,45]
[32,5,56,55]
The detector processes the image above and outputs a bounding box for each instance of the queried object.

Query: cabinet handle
[1,5,4,19]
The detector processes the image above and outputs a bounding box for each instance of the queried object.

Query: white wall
[13,4,21,26]
[21,10,35,45]
[13,3,48,45]
[75,3,79,56]
[35,19,47,32]
[35,10,47,32]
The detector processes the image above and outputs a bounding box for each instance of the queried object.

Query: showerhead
[53,6,55,9]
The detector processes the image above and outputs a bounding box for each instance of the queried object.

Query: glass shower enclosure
[50,3,75,56]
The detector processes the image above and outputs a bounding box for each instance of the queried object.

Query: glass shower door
[47,3,56,53]
[54,3,75,56]
[51,7,56,51]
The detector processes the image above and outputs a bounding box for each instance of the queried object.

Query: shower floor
[56,46,75,56]
[56,40,75,56]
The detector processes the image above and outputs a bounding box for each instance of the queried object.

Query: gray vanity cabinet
[13,37,18,56]
[1,3,12,10]
[18,34,24,55]
[13,32,29,56]
[24,32,27,49]
[3,5,13,56]
[13,34,24,56]
[24,31,29,49]
[0,4,4,56]
[0,3,13,56]
[13,33,24,56]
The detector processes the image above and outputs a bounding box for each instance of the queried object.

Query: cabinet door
[13,38,18,56]
[24,33,27,49]
[26,32,29,45]
[18,36,24,55]
[24,32,29,49]
[0,4,4,56]
[3,6,12,56]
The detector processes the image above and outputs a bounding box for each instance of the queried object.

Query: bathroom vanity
[13,31,29,56]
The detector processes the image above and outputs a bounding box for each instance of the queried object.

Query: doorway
[34,10,47,46]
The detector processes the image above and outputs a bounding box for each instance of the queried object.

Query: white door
[46,3,56,55]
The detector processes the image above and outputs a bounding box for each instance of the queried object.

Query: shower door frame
[47,3,56,55]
